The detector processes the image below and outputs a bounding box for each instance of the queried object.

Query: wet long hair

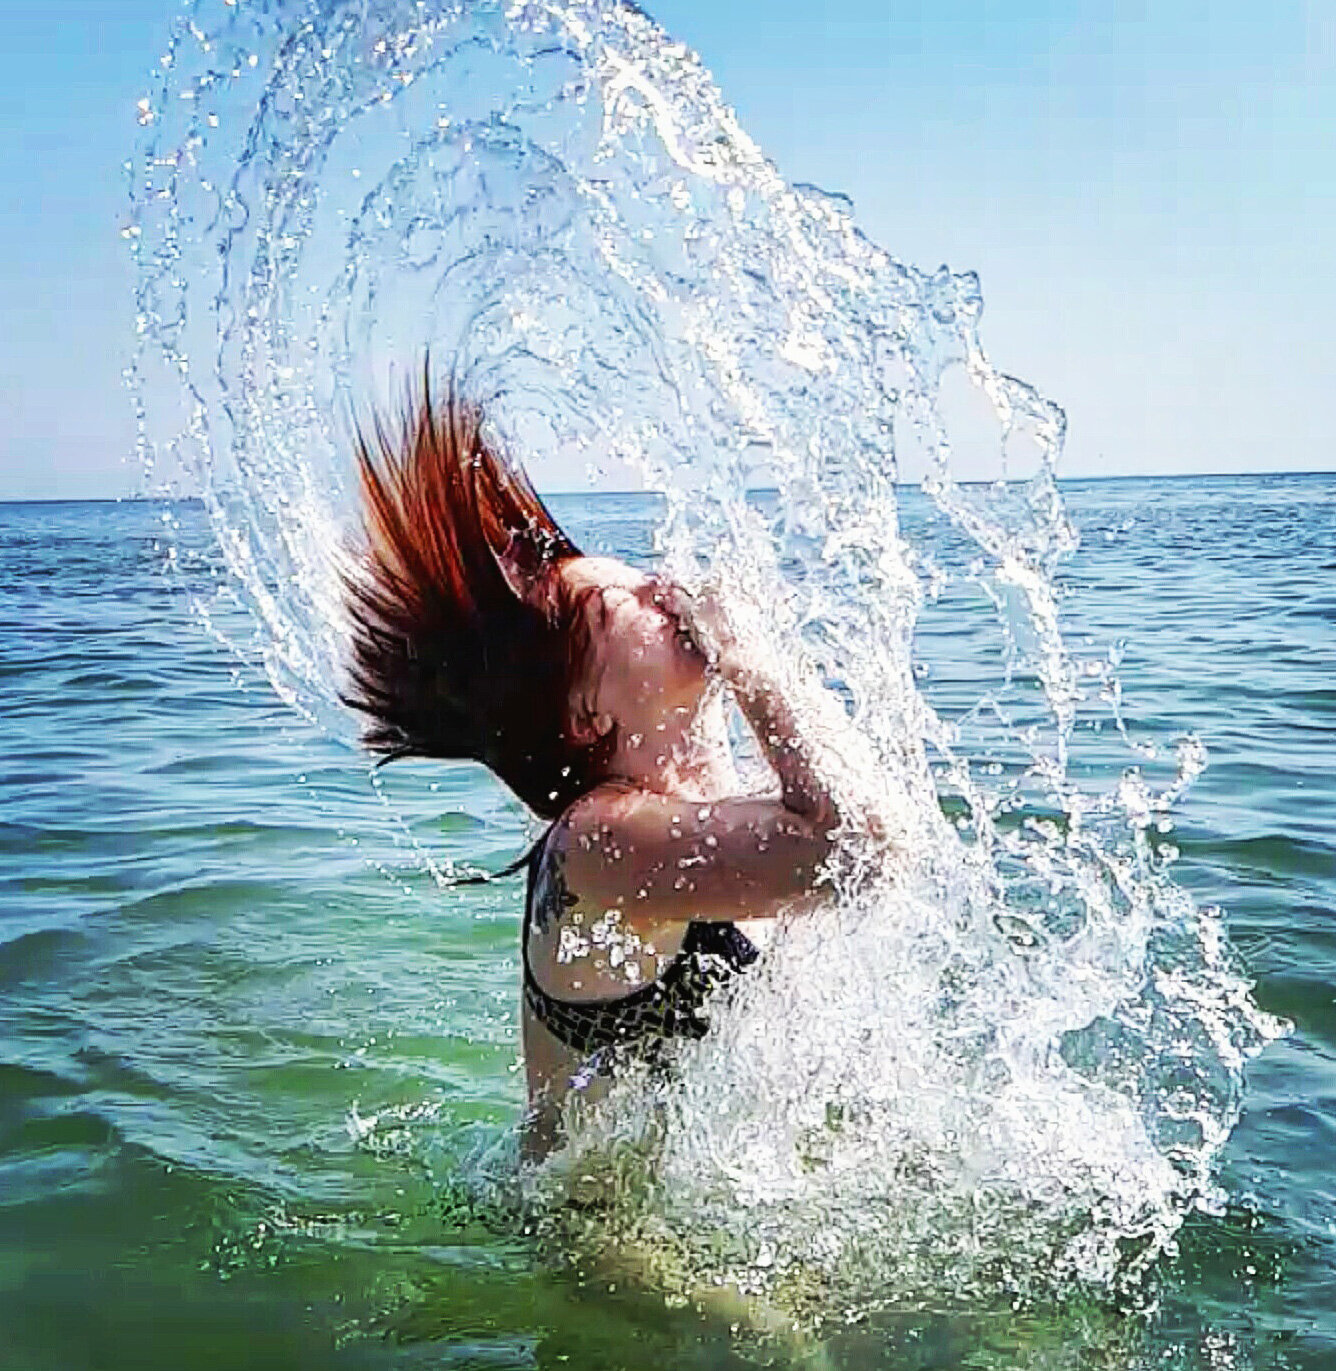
[341,371,610,820]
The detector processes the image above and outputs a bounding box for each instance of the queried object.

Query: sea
[0,472,1333,1370]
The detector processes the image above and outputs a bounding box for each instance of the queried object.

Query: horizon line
[2,466,1334,506]
[549,465,1336,495]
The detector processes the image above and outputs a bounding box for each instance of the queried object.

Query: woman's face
[560,557,709,742]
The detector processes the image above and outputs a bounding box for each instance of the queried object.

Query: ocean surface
[1,473,1333,1370]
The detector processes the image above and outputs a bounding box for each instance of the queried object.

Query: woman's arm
[680,585,852,828]
[560,786,833,924]
[721,653,837,827]
[560,588,868,923]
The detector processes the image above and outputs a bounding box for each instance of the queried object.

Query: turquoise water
[1,474,1333,1368]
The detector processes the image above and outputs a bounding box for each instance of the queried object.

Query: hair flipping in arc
[342,372,610,820]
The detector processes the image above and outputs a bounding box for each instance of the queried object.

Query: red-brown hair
[342,371,609,819]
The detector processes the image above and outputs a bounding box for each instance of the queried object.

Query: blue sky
[1,0,1331,499]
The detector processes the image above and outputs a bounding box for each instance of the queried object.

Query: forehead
[561,556,650,596]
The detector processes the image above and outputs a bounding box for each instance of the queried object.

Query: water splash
[130,0,1284,1319]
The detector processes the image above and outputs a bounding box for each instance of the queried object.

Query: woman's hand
[663,579,904,865]
[663,581,844,828]
[662,584,751,685]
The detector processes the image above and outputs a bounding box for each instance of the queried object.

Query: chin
[679,675,722,721]
[674,661,713,708]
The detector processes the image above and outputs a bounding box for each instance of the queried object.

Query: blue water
[1,474,1333,1368]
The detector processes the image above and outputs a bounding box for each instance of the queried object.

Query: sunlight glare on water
[129,0,1285,1321]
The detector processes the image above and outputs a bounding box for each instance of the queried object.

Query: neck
[602,690,737,801]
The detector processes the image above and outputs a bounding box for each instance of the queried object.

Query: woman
[343,376,850,1153]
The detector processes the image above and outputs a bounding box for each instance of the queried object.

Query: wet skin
[521,557,838,1151]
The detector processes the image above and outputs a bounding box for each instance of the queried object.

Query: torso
[520,817,764,1151]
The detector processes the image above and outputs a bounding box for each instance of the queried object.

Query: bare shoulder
[558,784,832,925]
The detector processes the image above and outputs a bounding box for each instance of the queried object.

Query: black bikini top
[520,829,759,1058]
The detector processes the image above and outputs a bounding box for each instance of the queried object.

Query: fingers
[653,580,747,681]
[655,582,695,621]
[683,592,732,667]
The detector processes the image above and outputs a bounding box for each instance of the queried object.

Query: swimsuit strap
[521,827,758,1057]
[447,836,546,887]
